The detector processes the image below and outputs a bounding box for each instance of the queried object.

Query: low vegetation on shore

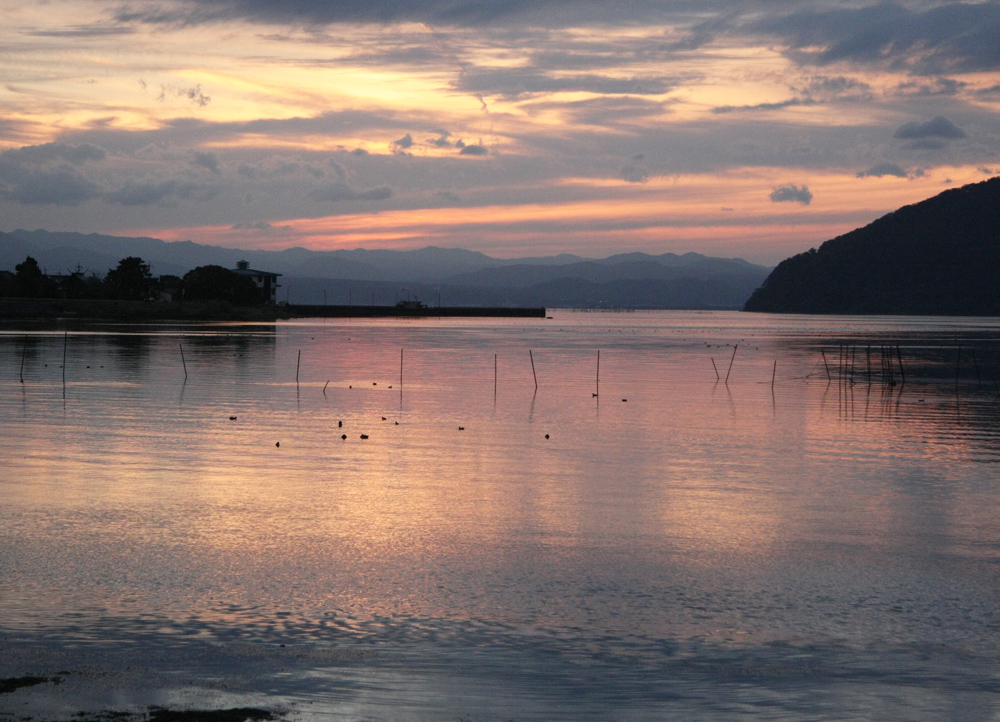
[0,255,282,320]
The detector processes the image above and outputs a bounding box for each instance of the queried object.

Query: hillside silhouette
[744,177,1000,315]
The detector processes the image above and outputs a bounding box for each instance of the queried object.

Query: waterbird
[275,442,280,447]
[458,426,465,431]
[381,417,387,421]
[338,420,342,427]
[341,434,347,440]
[229,416,237,421]
[360,434,369,439]
[545,434,550,439]
[622,398,627,402]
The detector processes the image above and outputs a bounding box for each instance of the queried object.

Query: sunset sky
[1,0,998,263]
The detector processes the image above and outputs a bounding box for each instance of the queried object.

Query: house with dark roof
[233,260,281,304]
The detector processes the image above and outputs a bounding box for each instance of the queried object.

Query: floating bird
[545,434,550,439]
[341,434,347,440]
[275,442,280,447]
[373,382,377,385]
[360,434,369,439]
[395,421,399,425]
[229,416,237,421]
[622,399,627,402]
[381,417,387,421]
[458,426,465,431]
[338,420,343,427]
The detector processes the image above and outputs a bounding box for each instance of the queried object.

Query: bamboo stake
[955,345,961,385]
[866,345,871,386]
[323,379,330,395]
[529,349,538,390]
[296,349,301,384]
[771,359,777,389]
[400,348,404,388]
[179,343,188,380]
[596,350,600,397]
[19,335,27,383]
[711,358,719,381]
[494,353,497,398]
[725,344,737,385]
[62,332,67,384]
[896,344,905,386]
[821,349,831,381]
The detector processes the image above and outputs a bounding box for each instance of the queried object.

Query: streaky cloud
[750,2,1000,74]
[713,98,817,114]
[309,183,392,202]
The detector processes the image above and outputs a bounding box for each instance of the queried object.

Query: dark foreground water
[2,311,1000,721]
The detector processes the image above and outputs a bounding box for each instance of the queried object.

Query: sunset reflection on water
[2,311,1000,719]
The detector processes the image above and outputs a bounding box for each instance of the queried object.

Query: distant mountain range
[0,229,771,309]
[744,177,1000,315]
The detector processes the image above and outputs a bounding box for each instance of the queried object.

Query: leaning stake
[896,345,905,386]
[529,349,538,391]
[711,358,720,381]
[179,343,188,380]
[771,359,777,389]
[725,344,738,385]
[821,349,831,381]
[296,349,301,384]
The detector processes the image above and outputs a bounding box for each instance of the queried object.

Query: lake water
[2,310,1000,721]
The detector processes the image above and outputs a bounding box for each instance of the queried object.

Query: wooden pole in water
[529,349,538,391]
[62,331,67,384]
[955,344,961,385]
[323,379,330,395]
[821,349,831,381]
[494,353,497,398]
[866,345,871,386]
[896,345,905,386]
[771,359,777,389]
[596,350,600,397]
[296,349,301,384]
[725,344,737,385]
[19,335,27,383]
[400,348,404,388]
[179,343,188,380]
[711,358,719,381]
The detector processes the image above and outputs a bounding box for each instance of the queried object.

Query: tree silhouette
[182,265,263,305]
[14,256,55,298]
[105,257,153,301]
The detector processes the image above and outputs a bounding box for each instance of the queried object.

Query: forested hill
[744,177,1000,315]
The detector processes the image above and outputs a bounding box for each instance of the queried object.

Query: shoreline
[0,298,546,322]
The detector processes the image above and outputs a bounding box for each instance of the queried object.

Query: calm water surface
[2,310,1000,720]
